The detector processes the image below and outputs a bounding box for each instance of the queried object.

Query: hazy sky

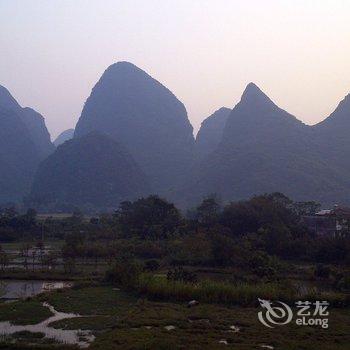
[1,0,350,139]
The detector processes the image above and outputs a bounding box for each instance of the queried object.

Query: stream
[0,302,95,348]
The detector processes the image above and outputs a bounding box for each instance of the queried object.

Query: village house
[303,205,350,236]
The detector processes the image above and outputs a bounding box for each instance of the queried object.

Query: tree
[20,243,31,271]
[63,257,76,274]
[36,240,45,270]
[293,201,321,216]
[105,258,142,289]
[0,251,9,271]
[194,195,221,226]
[114,195,182,239]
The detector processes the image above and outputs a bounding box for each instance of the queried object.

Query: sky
[1,0,350,139]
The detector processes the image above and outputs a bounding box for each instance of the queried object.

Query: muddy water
[0,302,95,348]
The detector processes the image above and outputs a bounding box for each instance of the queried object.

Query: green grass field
[1,285,349,349]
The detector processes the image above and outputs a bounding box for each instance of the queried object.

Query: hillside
[30,133,151,210]
[74,61,195,194]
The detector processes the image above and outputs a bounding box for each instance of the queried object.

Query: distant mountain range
[30,133,150,210]
[187,83,350,206]
[195,107,231,161]
[1,62,349,209]
[0,85,54,203]
[54,129,74,146]
[74,62,195,193]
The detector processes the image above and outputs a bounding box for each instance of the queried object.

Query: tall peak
[342,93,350,104]
[0,84,21,111]
[240,82,275,107]
[317,91,350,128]
[104,61,143,75]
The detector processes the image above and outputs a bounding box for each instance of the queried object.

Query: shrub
[144,259,160,271]
[314,264,331,279]
[138,275,296,306]
[105,259,142,289]
[335,275,350,292]
[167,267,197,283]
[248,251,282,278]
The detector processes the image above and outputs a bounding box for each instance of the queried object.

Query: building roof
[315,206,350,217]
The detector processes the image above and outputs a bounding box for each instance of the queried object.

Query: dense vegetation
[1,193,349,349]
[1,193,349,292]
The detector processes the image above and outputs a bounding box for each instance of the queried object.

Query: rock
[229,325,240,333]
[187,300,199,308]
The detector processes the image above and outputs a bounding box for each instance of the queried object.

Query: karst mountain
[30,133,150,210]
[195,107,231,160]
[2,65,350,209]
[74,61,195,193]
[0,85,54,203]
[54,128,75,146]
[187,83,350,205]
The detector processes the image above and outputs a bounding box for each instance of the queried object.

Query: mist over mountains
[1,62,350,210]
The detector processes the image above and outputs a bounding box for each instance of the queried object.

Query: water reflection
[0,280,72,300]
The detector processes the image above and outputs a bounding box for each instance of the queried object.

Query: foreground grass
[0,300,52,325]
[0,285,349,349]
[40,286,137,315]
[91,304,350,350]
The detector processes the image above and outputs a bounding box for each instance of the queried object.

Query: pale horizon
[1,0,349,138]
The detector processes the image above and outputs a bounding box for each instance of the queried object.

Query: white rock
[187,300,199,307]
[229,325,240,333]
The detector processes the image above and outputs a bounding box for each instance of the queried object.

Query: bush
[248,251,282,278]
[138,275,296,306]
[105,259,142,289]
[167,267,197,283]
[335,275,350,292]
[314,264,331,279]
[144,259,160,271]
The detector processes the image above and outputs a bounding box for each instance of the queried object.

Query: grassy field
[1,236,349,349]
[0,285,349,349]
[0,300,52,324]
